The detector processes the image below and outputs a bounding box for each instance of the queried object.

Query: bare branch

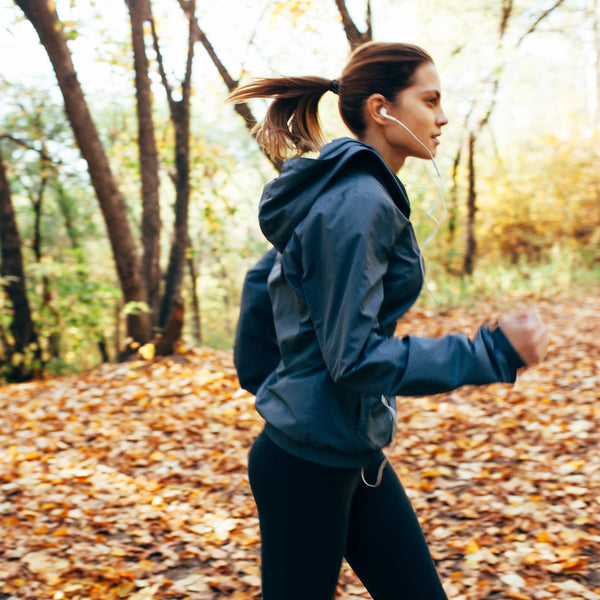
[365,0,372,41]
[178,0,238,92]
[0,133,58,166]
[516,0,568,47]
[150,1,195,118]
[149,16,175,110]
[176,1,281,170]
[499,0,514,38]
[181,0,196,105]
[334,0,372,50]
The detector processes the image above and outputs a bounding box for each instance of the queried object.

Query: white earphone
[379,107,440,177]
[378,105,447,306]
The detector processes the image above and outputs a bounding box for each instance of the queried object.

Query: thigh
[345,461,448,600]
[248,431,361,600]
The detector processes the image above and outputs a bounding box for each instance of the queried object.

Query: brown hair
[228,42,433,161]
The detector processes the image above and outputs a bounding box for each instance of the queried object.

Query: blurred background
[0,0,598,380]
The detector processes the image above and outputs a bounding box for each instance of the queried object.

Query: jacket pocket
[358,394,397,450]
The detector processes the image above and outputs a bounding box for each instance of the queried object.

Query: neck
[359,133,405,173]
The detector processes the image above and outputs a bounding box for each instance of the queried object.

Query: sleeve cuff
[493,326,526,370]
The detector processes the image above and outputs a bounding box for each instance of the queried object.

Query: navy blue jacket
[235,138,524,468]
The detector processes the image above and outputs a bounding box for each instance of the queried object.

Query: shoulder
[315,168,405,228]
[295,170,408,257]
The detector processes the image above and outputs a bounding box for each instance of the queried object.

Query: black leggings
[248,430,448,600]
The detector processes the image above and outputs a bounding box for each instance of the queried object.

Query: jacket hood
[259,137,410,252]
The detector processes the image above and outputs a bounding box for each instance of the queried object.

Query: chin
[418,148,435,160]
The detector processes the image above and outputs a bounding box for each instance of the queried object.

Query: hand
[498,307,549,367]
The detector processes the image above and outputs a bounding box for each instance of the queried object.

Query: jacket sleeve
[234,248,281,394]
[295,187,524,397]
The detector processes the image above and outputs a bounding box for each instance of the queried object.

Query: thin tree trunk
[447,145,462,247]
[54,180,80,249]
[16,0,151,345]
[126,0,162,326]
[159,108,191,330]
[187,253,202,346]
[0,150,38,381]
[30,169,61,360]
[31,173,47,262]
[458,0,567,275]
[463,133,477,276]
[98,335,110,363]
[151,2,195,332]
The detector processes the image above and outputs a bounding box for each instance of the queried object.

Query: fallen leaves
[0,292,599,599]
[0,349,262,600]
[389,294,600,600]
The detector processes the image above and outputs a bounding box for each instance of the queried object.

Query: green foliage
[28,250,120,371]
[0,248,121,383]
[418,247,600,313]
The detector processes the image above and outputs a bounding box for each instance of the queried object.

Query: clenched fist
[498,307,549,367]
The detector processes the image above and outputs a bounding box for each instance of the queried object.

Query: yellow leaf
[139,343,155,360]
[537,530,553,543]
[137,559,154,572]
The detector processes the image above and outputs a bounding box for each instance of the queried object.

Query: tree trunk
[187,253,202,346]
[159,106,191,329]
[446,144,463,263]
[0,149,38,381]
[31,171,61,361]
[55,181,81,249]
[463,133,477,276]
[152,2,195,333]
[31,173,47,262]
[126,0,162,326]
[16,0,151,345]
[154,297,184,356]
[458,1,567,277]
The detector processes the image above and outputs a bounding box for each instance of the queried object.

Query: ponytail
[228,76,334,161]
[228,42,433,161]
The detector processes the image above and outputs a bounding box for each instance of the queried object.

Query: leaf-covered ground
[1,293,599,600]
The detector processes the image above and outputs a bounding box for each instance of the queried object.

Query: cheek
[402,106,429,129]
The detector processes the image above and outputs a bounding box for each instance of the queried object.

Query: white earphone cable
[381,109,446,305]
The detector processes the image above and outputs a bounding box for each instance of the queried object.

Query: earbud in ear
[380,107,388,117]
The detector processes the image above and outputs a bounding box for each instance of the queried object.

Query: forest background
[0,0,599,383]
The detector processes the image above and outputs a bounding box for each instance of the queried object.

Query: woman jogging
[230,41,549,600]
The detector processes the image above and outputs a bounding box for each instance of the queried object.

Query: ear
[365,94,389,125]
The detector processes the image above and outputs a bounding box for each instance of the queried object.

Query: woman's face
[369,62,448,171]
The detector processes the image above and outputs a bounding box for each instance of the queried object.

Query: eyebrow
[421,89,441,99]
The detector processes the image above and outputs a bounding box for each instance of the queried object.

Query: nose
[437,107,449,127]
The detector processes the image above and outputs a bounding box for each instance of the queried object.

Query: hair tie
[328,79,340,95]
